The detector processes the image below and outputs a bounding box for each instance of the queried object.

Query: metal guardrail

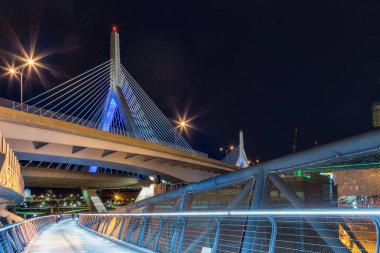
[0,97,207,157]
[0,214,71,253]
[78,209,380,253]
[0,98,135,138]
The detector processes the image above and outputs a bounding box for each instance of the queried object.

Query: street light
[180,121,186,128]
[219,145,235,163]
[8,57,36,109]
[174,119,190,147]
[178,120,188,130]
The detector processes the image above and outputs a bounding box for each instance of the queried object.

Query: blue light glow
[89,166,98,173]
[101,98,117,131]
[90,98,118,173]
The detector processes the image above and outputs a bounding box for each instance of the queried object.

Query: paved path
[28,220,136,253]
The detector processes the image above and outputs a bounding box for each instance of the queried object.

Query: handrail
[0,214,72,253]
[81,208,380,217]
[0,215,55,232]
[79,209,380,253]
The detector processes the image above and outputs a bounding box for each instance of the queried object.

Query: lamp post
[174,120,188,147]
[8,58,35,110]
[219,145,235,163]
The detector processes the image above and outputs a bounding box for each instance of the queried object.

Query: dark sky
[0,0,379,162]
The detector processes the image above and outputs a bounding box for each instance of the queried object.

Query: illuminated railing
[0,215,54,252]
[78,209,380,253]
[0,214,72,253]
[0,133,24,200]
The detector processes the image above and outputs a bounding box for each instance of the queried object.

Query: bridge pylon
[236,130,249,168]
[101,29,140,138]
[222,130,249,168]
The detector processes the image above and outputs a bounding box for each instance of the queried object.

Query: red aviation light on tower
[112,25,118,32]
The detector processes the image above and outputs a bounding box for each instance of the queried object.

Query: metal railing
[0,98,135,138]
[78,209,380,253]
[0,214,71,253]
[0,215,54,253]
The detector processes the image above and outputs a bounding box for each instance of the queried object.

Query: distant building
[372,103,380,128]
[24,188,33,202]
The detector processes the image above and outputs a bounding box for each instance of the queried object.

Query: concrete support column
[81,188,97,212]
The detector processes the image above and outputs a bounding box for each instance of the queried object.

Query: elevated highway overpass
[0,29,243,213]
[21,167,141,189]
[0,106,238,183]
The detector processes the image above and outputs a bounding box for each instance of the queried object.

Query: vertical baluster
[117,217,126,240]
[154,217,164,252]
[211,217,221,253]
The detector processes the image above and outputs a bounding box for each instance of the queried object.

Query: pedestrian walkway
[27,219,137,253]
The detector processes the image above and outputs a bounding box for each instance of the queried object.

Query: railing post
[168,215,185,253]
[15,226,26,250]
[108,216,121,237]
[1,231,12,253]
[268,216,277,253]
[100,217,107,233]
[137,217,147,246]
[212,217,221,253]
[20,224,30,244]
[176,217,187,253]
[9,228,21,253]
[102,217,111,234]
[168,190,188,253]
[371,217,380,253]
[117,217,126,240]
[154,216,164,252]
[126,217,135,243]
[0,232,6,253]
[242,170,266,253]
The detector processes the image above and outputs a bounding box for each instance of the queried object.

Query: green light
[302,161,380,172]
[297,170,302,177]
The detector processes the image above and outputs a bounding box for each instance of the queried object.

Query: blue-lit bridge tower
[88,28,140,173]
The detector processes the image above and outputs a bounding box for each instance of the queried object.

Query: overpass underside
[21,167,141,189]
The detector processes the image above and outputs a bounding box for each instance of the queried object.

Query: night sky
[0,0,379,162]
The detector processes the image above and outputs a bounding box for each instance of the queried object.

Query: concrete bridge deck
[28,220,136,253]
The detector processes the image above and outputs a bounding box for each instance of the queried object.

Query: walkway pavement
[28,219,137,253]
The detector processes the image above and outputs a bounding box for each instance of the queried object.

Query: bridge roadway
[0,107,237,183]
[28,219,137,253]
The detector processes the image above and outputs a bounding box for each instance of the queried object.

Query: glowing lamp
[27,58,34,65]
[112,26,118,32]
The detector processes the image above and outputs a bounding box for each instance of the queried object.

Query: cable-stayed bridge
[0,29,239,191]
[1,29,380,252]
[0,29,242,215]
